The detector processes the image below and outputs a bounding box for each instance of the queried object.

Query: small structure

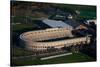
[68,14,73,19]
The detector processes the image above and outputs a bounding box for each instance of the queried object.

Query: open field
[11,46,35,57]
[11,52,95,66]
[12,23,35,31]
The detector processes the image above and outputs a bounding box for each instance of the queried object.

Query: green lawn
[12,16,40,23]
[12,23,36,31]
[11,52,96,66]
[11,47,34,57]
[79,10,96,19]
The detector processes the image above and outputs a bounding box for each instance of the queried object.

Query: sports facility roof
[42,19,73,30]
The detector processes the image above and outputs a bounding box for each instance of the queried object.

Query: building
[42,19,73,30]
[83,19,97,25]
[20,28,91,52]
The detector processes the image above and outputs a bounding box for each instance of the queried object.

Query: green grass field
[12,52,96,66]
[12,23,36,31]
[11,47,35,57]
[79,10,96,19]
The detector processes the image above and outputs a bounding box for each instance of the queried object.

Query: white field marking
[41,53,72,60]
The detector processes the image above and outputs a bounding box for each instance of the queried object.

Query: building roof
[42,19,73,30]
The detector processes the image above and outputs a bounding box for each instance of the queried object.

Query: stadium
[20,28,91,52]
